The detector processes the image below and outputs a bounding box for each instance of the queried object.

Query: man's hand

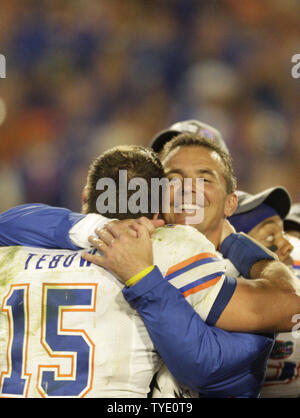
[81,217,161,283]
[98,216,164,239]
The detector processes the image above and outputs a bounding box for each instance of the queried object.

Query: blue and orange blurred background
[0,0,299,213]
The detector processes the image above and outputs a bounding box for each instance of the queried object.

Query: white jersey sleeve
[152,225,236,324]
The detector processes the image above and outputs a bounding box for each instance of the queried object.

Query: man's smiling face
[162,145,237,246]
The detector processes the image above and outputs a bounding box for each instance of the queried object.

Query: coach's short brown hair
[83,145,165,219]
[160,133,237,194]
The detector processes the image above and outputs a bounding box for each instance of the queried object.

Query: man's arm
[216,232,300,332]
[0,204,86,249]
[0,203,121,250]
[0,204,163,250]
[121,266,273,394]
[216,260,300,332]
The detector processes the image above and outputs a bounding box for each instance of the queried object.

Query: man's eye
[167,176,183,190]
[200,177,210,183]
[264,234,275,243]
[168,174,183,181]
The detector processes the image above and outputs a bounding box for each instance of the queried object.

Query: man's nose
[276,236,294,261]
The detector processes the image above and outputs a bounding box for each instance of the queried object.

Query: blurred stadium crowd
[0,0,299,213]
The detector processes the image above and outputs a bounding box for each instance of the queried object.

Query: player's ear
[81,186,89,214]
[224,192,238,218]
[82,186,88,206]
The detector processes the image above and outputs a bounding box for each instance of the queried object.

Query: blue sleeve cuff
[122,266,164,302]
[220,233,277,278]
[54,211,85,250]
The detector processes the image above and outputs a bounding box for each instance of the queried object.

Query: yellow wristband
[125,265,155,287]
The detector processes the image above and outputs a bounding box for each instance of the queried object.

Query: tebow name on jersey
[24,249,97,271]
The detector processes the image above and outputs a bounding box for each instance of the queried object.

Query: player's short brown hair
[160,133,237,194]
[83,145,165,219]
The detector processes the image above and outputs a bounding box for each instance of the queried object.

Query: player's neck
[203,228,222,250]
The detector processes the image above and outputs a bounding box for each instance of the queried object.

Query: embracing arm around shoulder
[0,203,118,250]
[216,260,300,333]
[0,204,85,249]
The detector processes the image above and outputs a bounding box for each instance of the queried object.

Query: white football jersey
[260,235,300,398]
[0,225,228,398]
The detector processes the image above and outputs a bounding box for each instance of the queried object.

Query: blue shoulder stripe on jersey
[293,264,300,270]
[166,256,221,281]
[205,276,237,326]
[179,271,224,294]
